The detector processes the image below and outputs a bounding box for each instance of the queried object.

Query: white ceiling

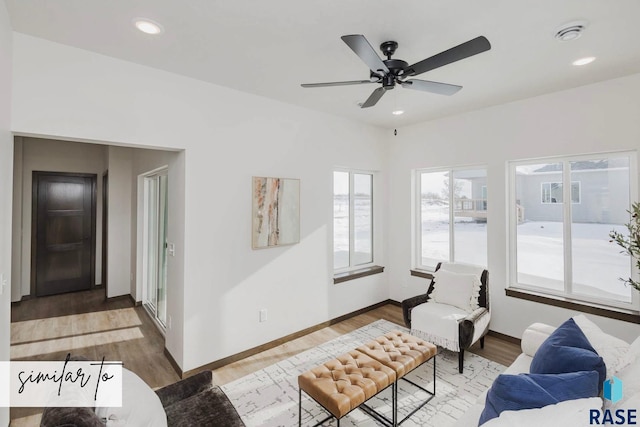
[5,0,640,128]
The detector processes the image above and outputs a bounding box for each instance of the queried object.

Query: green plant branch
[609,201,640,293]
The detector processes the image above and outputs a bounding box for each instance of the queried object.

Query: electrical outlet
[168,315,172,330]
[168,243,176,257]
[259,309,268,322]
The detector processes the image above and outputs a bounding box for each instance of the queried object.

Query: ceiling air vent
[555,21,588,41]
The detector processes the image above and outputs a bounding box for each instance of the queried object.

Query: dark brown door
[33,172,96,296]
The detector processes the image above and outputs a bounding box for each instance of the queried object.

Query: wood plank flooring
[208,304,521,385]
[9,290,521,426]
[10,288,179,426]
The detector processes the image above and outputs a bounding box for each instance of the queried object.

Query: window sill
[334,265,384,284]
[506,287,640,324]
[410,269,434,280]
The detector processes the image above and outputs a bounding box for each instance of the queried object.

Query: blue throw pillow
[478,371,600,425]
[529,318,606,390]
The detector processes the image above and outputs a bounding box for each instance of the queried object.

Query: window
[415,167,487,270]
[541,181,580,204]
[333,170,373,270]
[510,153,637,309]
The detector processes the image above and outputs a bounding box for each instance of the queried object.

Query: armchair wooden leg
[480,337,485,349]
[458,350,464,374]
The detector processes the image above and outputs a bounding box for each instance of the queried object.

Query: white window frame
[333,169,375,272]
[413,165,488,271]
[508,151,639,311]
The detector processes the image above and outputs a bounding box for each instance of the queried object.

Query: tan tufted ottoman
[356,331,437,378]
[356,331,437,426]
[299,331,437,427]
[298,350,396,425]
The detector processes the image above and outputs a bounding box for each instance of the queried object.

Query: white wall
[388,72,640,343]
[11,34,388,371]
[11,137,107,301]
[10,137,21,302]
[106,146,133,298]
[0,2,11,425]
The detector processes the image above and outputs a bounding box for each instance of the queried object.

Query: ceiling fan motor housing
[378,41,408,88]
[381,59,408,88]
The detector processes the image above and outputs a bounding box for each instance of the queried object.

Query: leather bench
[298,350,396,423]
[357,331,437,378]
[298,330,437,427]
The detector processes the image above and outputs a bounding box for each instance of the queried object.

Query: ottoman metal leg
[397,355,437,425]
[299,387,301,427]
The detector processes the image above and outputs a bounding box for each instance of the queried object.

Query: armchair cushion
[431,269,480,312]
[410,302,468,351]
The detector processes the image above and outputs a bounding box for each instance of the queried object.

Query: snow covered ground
[420,206,631,302]
[335,199,631,304]
[516,221,630,302]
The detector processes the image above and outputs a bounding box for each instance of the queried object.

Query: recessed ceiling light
[572,56,596,66]
[392,110,404,115]
[134,19,163,35]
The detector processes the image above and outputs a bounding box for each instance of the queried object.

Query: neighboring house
[515,159,629,224]
[450,170,488,221]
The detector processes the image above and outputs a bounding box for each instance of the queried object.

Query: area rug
[222,319,506,426]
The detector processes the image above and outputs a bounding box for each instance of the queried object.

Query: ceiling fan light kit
[301,34,491,108]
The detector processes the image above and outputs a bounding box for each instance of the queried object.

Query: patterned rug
[222,319,505,426]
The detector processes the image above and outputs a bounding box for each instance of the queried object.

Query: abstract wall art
[252,177,300,249]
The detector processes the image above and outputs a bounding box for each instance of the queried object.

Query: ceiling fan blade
[401,79,462,96]
[341,34,390,74]
[361,87,386,108]
[301,80,375,88]
[404,36,491,77]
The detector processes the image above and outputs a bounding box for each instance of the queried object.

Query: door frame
[30,171,97,296]
[102,171,108,295]
[137,165,169,331]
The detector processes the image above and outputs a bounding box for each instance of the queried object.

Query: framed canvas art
[252,177,300,248]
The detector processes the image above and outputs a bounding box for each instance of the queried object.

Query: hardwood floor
[9,291,521,426]
[10,288,179,426]
[208,304,521,385]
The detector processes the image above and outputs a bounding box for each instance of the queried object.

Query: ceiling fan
[301,34,491,108]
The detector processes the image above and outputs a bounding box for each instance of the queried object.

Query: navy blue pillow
[529,318,605,390]
[478,371,600,425]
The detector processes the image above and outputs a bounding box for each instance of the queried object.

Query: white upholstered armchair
[402,262,490,373]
